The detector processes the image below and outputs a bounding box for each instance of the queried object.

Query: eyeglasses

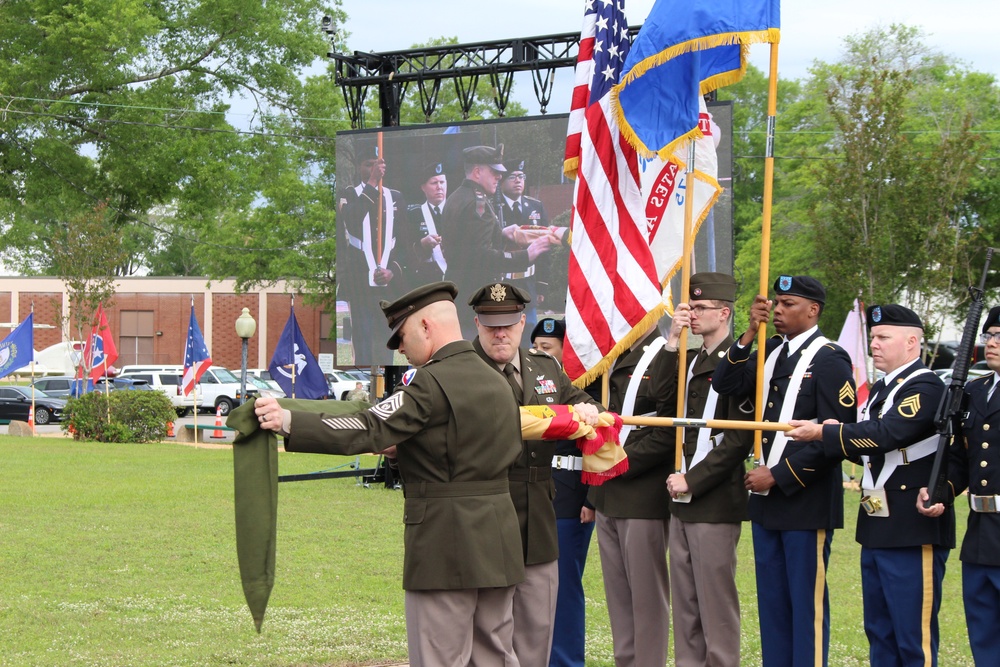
[506,173,526,181]
[980,332,1000,344]
[689,305,725,316]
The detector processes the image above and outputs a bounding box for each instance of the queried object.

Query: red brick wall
[22,293,65,350]
[212,293,260,370]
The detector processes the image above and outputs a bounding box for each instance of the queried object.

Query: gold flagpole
[624,414,793,432]
[376,132,385,261]
[675,140,697,473]
[753,42,780,464]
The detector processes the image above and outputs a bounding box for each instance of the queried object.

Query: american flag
[562,0,666,385]
[182,306,212,396]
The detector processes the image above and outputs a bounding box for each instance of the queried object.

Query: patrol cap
[531,317,565,343]
[689,272,737,302]
[982,306,1000,333]
[463,144,506,172]
[468,282,531,327]
[418,160,445,184]
[503,157,527,174]
[773,275,826,304]
[867,304,924,330]
[380,281,459,349]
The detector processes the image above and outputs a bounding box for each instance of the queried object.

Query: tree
[0,0,348,277]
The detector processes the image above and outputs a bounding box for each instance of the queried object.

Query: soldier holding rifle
[788,304,953,667]
[713,275,856,667]
[919,304,1000,665]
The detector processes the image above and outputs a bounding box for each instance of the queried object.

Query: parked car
[118,365,245,416]
[30,376,84,398]
[0,386,67,425]
[326,369,371,400]
[234,374,285,403]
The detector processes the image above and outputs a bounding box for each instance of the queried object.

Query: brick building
[0,277,334,373]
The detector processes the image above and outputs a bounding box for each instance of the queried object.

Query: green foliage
[63,389,176,443]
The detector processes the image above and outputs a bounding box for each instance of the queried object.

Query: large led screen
[335,104,732,367]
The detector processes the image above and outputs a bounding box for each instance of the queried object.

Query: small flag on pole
[268,306,329,399]
[182,306,213,396]
[0,314,34,380]
[81,305,118,383]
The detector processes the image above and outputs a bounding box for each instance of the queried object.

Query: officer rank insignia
[535,379,558,394]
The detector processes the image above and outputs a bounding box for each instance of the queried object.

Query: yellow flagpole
[675,140,697,473]
[753,42,780,464]
[624,414,793,432]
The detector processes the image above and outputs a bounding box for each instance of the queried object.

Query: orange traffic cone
[210,404,225,439]
[166,421,175,437]
[28,411,35,433]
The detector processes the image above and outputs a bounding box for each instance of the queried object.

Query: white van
[118,364,246,416]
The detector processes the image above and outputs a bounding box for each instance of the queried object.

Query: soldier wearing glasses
[919,305,1000,665]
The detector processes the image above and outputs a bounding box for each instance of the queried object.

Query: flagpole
[376,132,384,262]
[191,296,198,433]
[752,42,780,465]
[622,414,793,432]
[289,296,296,399]
[674,139,697,474]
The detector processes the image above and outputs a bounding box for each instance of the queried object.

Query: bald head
[397,300,463,366]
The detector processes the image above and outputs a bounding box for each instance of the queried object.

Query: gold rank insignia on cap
[490,283,507,301]
[839,381,856,407]
[897,394,921,418]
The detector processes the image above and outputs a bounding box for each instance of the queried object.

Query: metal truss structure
[325,27,641,128]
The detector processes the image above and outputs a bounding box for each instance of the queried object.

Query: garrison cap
[773,274,826,305]
[468,282,531,327]
[463,144,506,172]
[982,306,1000,333]
[380,281,458,349]
[867,304,924,330]
[418,160,445,184]
[531,317,565,343]
[690,272,737,302]
[503,157,527,174]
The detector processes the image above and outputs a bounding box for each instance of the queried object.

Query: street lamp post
[235,307,257,406]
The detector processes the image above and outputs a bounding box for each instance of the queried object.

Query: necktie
[513,201,521,217]
[503,363,523,404]
[775,343,789,367]
[431,205,441,223]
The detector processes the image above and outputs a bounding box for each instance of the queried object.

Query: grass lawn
[0,436,975,666]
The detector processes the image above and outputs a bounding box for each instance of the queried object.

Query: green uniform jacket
[649,336,753,523]
[588,333,672,519]
[474,340,603,565]
[285,340,526,590]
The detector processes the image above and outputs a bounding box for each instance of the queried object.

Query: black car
[0,386,67,425]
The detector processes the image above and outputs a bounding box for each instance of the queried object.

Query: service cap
[689,272,737,302]
[463,144,506,172]
[468,282,531,327]
[773,275,826,304]
[982,306,1000,333]
[503,157,527,174]
[380,281,459,349]
[867,304,924,330]
[418,160,445,184]
[531,317,565,343]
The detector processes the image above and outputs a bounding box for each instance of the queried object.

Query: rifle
[925,247,994,507]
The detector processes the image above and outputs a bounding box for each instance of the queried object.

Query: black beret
[773,275,825,304]
[463,144,506,171]
[418,160,445,184]
[354,142,380,165]
[867,304,923,330]
[690,272,737,302]
[982,306,1000,333]
[531,318,565,343]
[503,157,527,174]
[467,282,531,327]
[380,281,458,349]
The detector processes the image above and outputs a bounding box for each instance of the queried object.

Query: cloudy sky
[331,0,998,116]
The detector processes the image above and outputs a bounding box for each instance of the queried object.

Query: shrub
[63,390,176,443]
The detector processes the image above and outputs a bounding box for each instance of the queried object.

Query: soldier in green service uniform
[468,281,604,667]
[439,144,560,340]
[254,281,525,666]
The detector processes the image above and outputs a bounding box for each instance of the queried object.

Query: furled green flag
[228,398,370,632]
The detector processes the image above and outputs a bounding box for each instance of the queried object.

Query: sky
[331,0,999,117]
